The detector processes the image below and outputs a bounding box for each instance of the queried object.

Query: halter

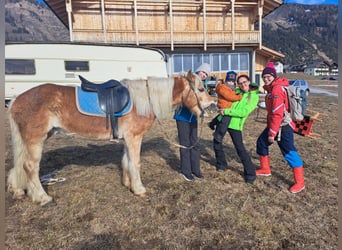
[162,73,206,149]
[186,73,206,118]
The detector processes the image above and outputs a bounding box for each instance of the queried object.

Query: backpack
[283,85,306,121]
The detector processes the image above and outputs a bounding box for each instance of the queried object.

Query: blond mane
[122,77,175,119]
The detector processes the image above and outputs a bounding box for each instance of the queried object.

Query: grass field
[5,78,337,249]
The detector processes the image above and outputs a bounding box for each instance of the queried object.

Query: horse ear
[186,70,194,83]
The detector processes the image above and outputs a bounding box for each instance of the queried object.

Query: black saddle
[79,75,130,140]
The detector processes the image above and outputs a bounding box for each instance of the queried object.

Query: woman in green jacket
[213,74,259,184]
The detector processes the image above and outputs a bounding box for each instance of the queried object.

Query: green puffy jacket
[217,88,259,131]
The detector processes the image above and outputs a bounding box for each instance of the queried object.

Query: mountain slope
[5,1,338,65]
[262,4,338,64]
[5,0,69,42]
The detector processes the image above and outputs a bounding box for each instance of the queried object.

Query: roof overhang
[257,45,285,61]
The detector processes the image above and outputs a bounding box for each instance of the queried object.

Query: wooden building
[44,0,284,84]
[303,61,339,77]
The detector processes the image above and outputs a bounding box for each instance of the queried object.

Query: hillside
[5,0,338,65]
[262,4,338,64]
[5,0,69,42]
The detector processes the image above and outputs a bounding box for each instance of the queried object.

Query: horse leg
[7,113,53,206]
[123,134,146,196]
[24,144,53,206]
[121,147,130,188]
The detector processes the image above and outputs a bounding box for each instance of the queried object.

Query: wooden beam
[258,0,263,50]
[170,0,174,51]
[203,0,207,51]
[134,0,139,45]
[231,0,235,50]
[100,0,107,43]
[66,0,73,41]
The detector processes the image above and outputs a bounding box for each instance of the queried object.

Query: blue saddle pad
[75,86,132,117]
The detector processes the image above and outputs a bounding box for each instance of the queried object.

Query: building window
[212,54,220,72]
[170,52,249,76]
[173,55,182,72]
[240,53,249,71]
[5,59,36,75]
[230,54,239,71]
[221,54,229,71]
[65,61,89,71]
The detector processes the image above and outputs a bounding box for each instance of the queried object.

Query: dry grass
[5,80,337,249]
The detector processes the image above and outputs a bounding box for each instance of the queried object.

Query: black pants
[214,128,256,183]
[213,115,231,142]
[176,120,200,176]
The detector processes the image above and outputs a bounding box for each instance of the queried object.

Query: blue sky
[285,0,337,4]
[37,0,338,4]
[36,0,338,4]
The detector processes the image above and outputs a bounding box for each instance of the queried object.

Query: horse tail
[7,105,28,195]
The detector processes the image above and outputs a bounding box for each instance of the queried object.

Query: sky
[36,0,338,4]
[284,0,338,4]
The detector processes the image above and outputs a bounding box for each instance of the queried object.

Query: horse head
[183,70,215,117]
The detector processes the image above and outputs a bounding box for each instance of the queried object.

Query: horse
[7,71,215,206]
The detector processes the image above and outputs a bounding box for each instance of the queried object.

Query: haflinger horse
[7,71,215,206]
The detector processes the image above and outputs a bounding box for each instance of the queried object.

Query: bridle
[185,73,206,118]
[159,73,206,149]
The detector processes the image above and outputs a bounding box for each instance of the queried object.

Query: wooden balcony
[72,29,260,48]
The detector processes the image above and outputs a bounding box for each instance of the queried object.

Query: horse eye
[198,88,205,92]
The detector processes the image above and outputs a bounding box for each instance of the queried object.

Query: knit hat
[225,71,237,82]
[195,63,211,78]
[262,62,277,78]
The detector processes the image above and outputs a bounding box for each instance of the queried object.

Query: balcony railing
[73,29,260,48]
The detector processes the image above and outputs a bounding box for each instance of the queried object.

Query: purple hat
[262,62,277,78]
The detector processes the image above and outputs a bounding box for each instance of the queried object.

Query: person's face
[197,71,208,81]
[226,80,235,86]
[262,74,275,85]
[237,77,250,92]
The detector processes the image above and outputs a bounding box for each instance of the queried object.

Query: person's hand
[268,136,275,144]
[219,109,225,116]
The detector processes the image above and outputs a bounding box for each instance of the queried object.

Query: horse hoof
[12,189,26,200]
[136,192,147,198]
[39,195,54,207]
[13,193,26,200]
[41,199,57,207]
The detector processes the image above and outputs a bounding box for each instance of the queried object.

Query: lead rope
[147,74,205,149]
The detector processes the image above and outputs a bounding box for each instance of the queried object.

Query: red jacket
[263,77,290,137]
[215,82,242,109]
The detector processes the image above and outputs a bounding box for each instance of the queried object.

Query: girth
[79,75,130,140]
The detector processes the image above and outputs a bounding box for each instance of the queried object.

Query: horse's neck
[146,77,175,119]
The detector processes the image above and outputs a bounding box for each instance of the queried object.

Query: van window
[5,59,36,75]
[65,61,89,71]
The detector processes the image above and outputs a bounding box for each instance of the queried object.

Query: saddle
[79,75,131,140]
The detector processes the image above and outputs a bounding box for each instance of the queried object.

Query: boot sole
[256,173,272,176]
[290,186,305,194]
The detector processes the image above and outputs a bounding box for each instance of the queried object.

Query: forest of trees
[262,4,337,64]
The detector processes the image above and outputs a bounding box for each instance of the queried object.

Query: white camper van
[5,43,168,102]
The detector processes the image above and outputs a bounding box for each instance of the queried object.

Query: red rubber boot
[256,155,271,176]
[289,167,305,193]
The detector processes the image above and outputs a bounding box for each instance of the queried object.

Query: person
[208,71,241,131]
[213,75,259,184]
[174,63,211,182]
[256,62,305,193]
